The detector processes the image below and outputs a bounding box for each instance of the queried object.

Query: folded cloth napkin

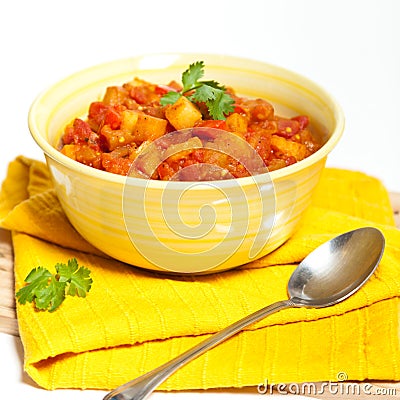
[1,155,400,391]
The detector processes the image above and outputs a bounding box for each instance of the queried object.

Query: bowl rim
[28,52,345,188]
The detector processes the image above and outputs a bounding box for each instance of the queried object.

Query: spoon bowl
[288,227,385,307]
[104,227,385,400]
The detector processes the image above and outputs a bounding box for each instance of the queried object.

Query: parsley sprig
[16,259,92,312]
[160,61,235,120]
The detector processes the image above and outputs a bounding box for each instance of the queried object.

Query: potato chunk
[102,86,129,106]
[134,113,167,142]
[121,110,167,143]
[165,96,202,130]
[271,135,307,161]
[226,113,248,136]
[101,126,136,151]
[60,144,77,160]
[120,109,139,132]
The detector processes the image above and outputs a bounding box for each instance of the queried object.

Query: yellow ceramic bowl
[28,54,344,274]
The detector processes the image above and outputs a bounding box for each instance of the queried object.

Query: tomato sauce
[59,77,321,180]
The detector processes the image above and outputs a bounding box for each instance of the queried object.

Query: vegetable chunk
[59,61,321,179]
[165,96,202,130]
[120,110,167,143]
[271,135,308,161]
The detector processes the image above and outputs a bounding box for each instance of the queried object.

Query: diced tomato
[276,119,300,138]
[240,99,274,121]
[233,104,246,115]
[252,104,272,121]
[62,118,93,144]
[191,148,205,163]
[285,156,297,166]
[88,103,124,131]
[195,120,228,130]
[191,120,228,141]
[157,161,176,180]
[165,122,177,134]
[88,102,110,132]
[104,108,122,130]
[89,102,108,119]
[155,85,178,96]
[101,153,132,175]
[130,86,159,105]
[291,115,309,130]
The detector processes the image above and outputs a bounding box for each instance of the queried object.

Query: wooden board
[0,228,16,336]
[391,192,400,228]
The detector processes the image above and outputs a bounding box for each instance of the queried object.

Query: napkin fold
[1,155,400,391]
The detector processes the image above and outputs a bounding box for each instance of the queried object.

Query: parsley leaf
[200,80,226,90]
[207,91,235,120]
[189,84,216,103]
[15,259,92,312]
[57,258,92,297]
[182,61,204,92]
[35,277,66,312]
[15,267,52,305]
[161,61,235,120]
[160,91,181,106]
[190,84,235,120]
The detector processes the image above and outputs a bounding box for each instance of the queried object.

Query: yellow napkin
[1,155,400,391]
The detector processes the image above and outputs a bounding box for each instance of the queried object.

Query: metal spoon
[103,227,385,400]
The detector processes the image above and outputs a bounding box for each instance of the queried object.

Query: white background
[0,0,399,399]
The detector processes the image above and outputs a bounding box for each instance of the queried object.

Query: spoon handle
[103,299,294,400]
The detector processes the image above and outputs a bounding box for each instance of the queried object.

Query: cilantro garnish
[16,259,92,312]
[160,61,235,120]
